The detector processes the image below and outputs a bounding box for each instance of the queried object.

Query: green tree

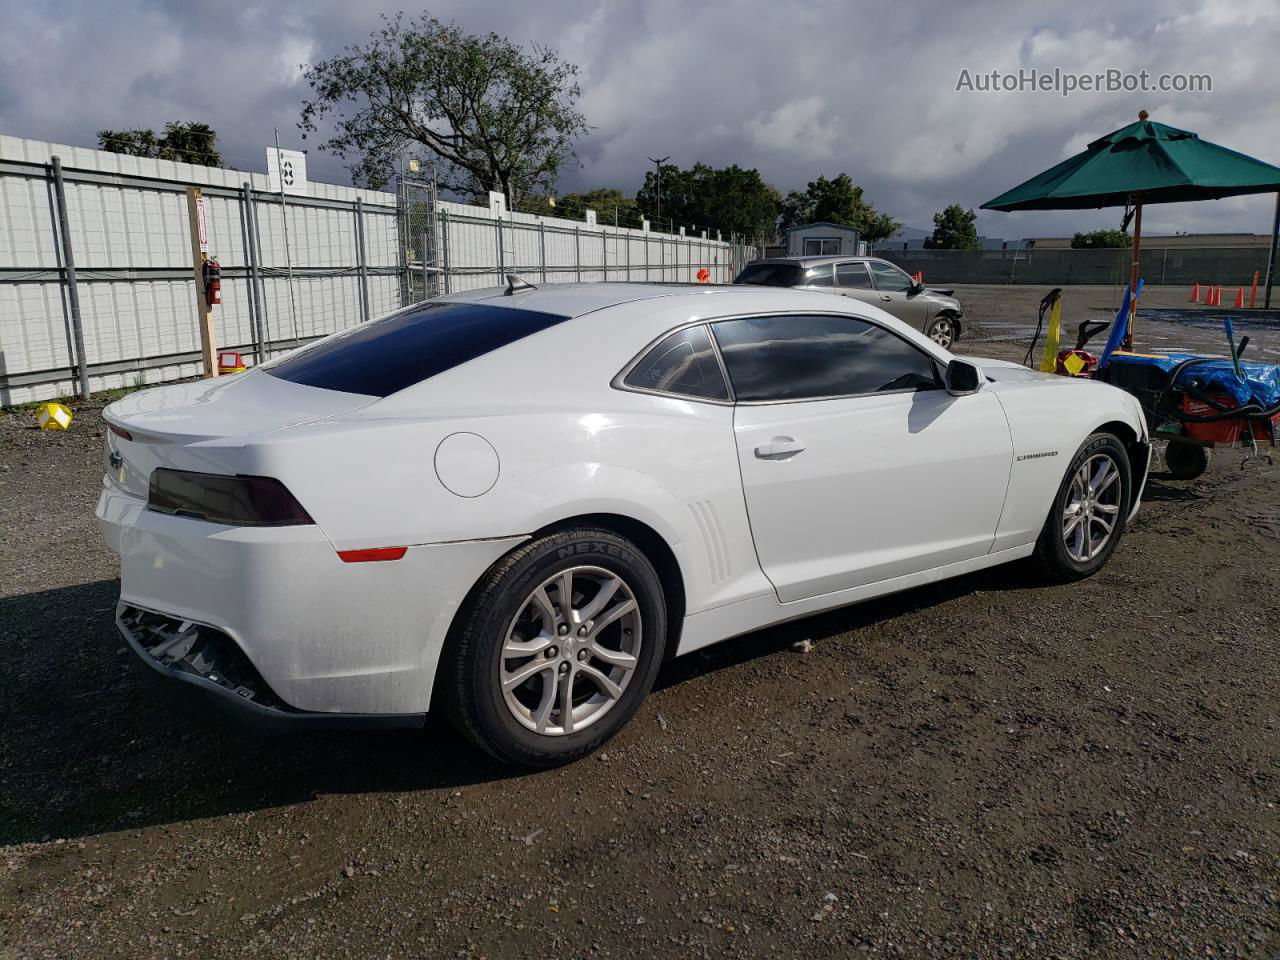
[299,13,589,196]
[1071,229,1132,249]
[97,122,221,166]
[551,187,638,224]
[778,174,898,243]
[924,204,979,249]
[511,187,638,222]
[636,163,779,239]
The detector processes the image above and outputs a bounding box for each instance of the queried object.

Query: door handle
[754,437,805,460]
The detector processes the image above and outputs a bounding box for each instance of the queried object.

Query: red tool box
[1181,393,1280,444]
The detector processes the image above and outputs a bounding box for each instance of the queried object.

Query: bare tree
[299,13,589,198]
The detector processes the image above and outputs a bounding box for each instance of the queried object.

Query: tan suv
[734,256,964,348]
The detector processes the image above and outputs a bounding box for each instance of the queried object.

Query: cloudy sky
[4,0,1278,239]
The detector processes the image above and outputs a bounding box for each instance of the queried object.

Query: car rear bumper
[97,483,525,716]
[118,605,425,732]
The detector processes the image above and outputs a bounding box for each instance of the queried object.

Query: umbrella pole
[1264,190,1279,309]
[1124,196,1142,351]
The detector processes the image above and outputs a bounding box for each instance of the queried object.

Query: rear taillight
[147,469,314,526]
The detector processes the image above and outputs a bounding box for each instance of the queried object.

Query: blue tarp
[1098,279,1142,369]
[1106,351,1280,409]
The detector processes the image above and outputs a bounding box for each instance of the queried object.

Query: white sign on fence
[266,147,308,195]
[488,191,507,217]
[195,196,208,247]
[585,209,597,227]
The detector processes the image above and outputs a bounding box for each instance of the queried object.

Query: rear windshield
[265,301,568,397]
[734,263,803,287]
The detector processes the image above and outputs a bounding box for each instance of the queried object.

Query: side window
[867,260,915,293]
[711,314,940,402]
[835,262,872,288]
[802,264,834,287]
[622,325,729,401]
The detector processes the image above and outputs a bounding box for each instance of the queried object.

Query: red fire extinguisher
[202,256,222,306]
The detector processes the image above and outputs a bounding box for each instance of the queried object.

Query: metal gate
[398,174,443,305]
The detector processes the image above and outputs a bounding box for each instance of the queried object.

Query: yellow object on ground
[36,402,73,430]
[1039,298,1062,373]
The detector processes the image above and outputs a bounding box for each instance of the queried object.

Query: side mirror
[909,281,925,296]
[944,358,983,396]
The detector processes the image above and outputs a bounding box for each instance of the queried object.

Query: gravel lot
[2,287,1277,958]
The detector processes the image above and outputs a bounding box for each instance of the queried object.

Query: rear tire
[437,528,666,768]
[926,315,957,349]
[1033,433,1132,582]
[1164,440,1210,480]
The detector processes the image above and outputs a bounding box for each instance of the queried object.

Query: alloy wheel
[1062,453,1123,562]
[499,565,642,736]
[929,318,955,347]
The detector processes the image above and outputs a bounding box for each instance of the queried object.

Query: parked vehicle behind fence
[735,256,966,348]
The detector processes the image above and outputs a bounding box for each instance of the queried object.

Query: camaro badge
[1016,450,1059,462]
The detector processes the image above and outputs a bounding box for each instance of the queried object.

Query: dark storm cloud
[3,0,1278,237]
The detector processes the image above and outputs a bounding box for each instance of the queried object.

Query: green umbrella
[983,111,1280,347]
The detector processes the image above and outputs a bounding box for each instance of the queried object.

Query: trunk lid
[102,370,374,499]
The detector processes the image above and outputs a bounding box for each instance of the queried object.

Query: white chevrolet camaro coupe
[97,282,1149,767]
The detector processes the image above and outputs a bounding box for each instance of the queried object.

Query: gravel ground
[1,289,1278,958]
[953,283,1280,361]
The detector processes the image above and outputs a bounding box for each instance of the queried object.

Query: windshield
[734,262,804,287]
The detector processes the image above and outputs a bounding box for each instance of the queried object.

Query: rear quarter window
[734,263,803,287]
[621,325,729,401]
[265,301,568,397]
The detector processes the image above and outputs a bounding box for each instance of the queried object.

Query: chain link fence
[876,245,1276,288]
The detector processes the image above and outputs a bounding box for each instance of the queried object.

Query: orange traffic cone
[1188,283,1200,302]
[1234,287,1244,308]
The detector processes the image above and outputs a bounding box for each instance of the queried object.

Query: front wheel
[1033,433,1132,581]
[437,528,666,768]
[926,315,957,349]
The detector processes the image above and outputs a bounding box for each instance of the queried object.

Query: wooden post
[1123,196,1142,351]
[185,187,217,378]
